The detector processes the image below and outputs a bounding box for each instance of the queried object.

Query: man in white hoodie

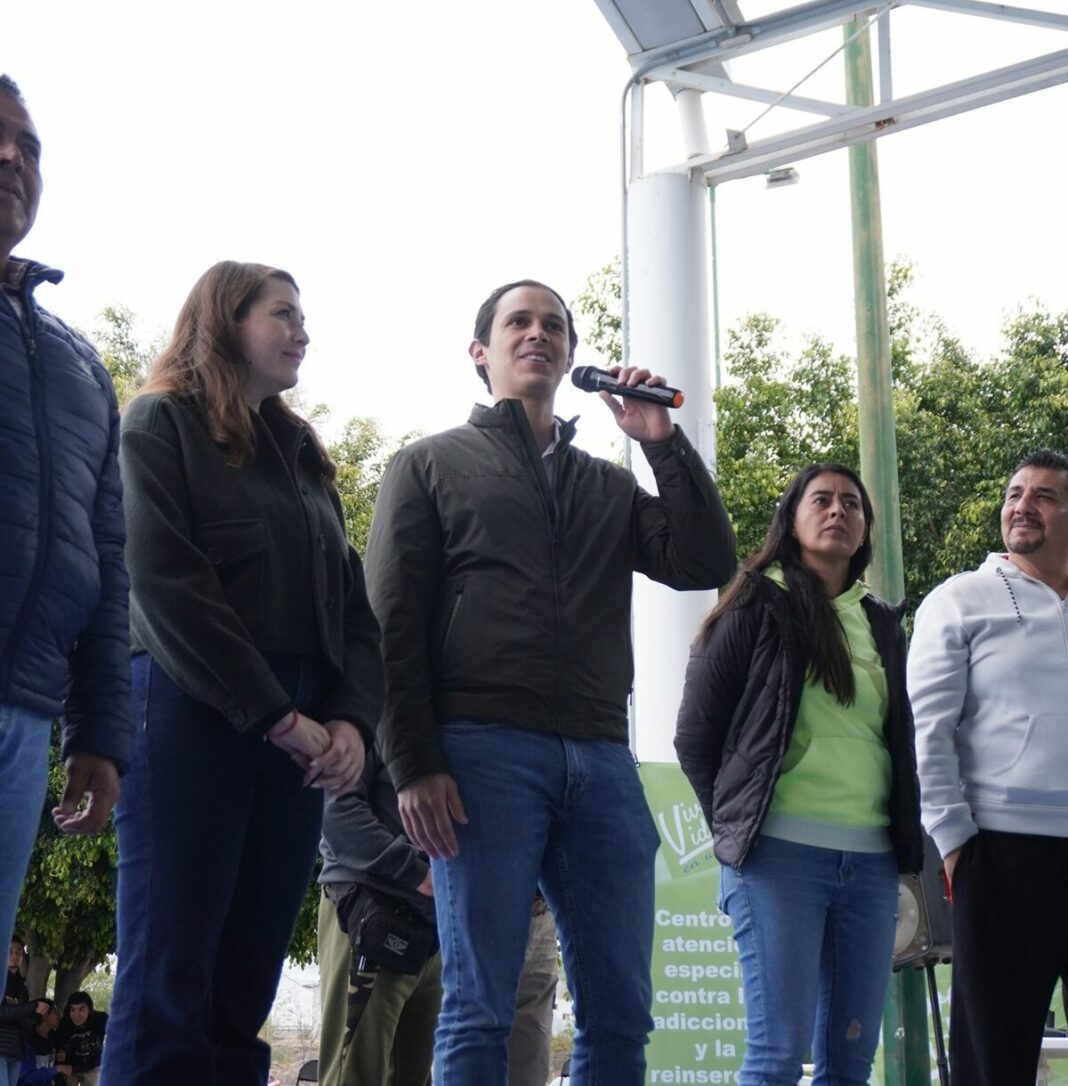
[909,448,1068,1086]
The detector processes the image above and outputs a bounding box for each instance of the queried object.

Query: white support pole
[627,171,717,763]
[629,81,645,183]
[675,87,711,158]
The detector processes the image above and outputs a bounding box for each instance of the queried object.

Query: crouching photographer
[317,745,442,1086]
[317,748,561,1086]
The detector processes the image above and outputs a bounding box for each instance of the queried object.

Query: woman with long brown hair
[675,463,922,1086]
[102,262,382,1085]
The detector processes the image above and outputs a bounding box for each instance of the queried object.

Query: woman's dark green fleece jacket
[120,392,382,737]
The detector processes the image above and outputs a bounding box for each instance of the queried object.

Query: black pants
[950,829,1068,1086]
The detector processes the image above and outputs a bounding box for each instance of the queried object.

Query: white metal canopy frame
[598,4,1064,1074]
[595,0,1067,766]
[596,0,1068,185]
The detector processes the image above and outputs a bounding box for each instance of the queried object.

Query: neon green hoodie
[763,566,892,847]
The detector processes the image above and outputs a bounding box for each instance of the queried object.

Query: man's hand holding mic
[589,365,675,444]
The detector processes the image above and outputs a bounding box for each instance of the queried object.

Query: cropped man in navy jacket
[0,74,132,951]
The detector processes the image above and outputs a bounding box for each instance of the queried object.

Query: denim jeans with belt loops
[719,834,899,1086]
[430,720,660,1086]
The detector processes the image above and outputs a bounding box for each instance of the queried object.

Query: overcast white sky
[7,0,1067,449]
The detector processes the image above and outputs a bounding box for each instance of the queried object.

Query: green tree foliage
[330,417,420,552]
[713,316,860,563]
[17,307,416,987]
[90,305,157,406]
[572,259,1068,611]
[573,257,622,367]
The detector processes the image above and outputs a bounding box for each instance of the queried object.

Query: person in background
[507,894,559,1086]
[675,463,923,1086]
[317,754,560,1086]
[0,74,132,963]
[0,1000,49,1086]
[4,942,26,1013]
[317,743,441,1086]
[54,994,102,1086]
[5,941,25,1006]
[19,996,69,1085]
[102,261,383,1086]
[1,939,29,1085]
[909,448,1068,1085]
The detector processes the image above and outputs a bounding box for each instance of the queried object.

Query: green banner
[640,762,746,1085]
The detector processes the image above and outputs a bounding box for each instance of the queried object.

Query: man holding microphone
[364,279,735,1084]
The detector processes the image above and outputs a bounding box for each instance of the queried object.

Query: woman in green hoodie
[675,463,923,1086]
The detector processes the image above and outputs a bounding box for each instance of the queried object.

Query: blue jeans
[102,654,325,1086]
[431,722,659,1086]
[0,703,52,950]
[719,835,899,1086]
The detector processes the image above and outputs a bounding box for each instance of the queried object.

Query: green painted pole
[842,18,930,1086]
[844,18,904,605]
[884,968,933,1086]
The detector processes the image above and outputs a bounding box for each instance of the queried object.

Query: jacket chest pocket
[194,519,267,631]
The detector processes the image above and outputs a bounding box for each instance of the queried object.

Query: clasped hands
[268,711,364,796]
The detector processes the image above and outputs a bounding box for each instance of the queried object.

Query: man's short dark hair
[65,991,93,1013]
[471,279,578,393]
[0,75,26,105]
[1013,448,1068,480]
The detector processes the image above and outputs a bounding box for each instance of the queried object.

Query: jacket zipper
[2,289,54,703]
[441,592,463,654]
[507,401,566,728]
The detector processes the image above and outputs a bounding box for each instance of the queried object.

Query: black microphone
[571,366,685,409]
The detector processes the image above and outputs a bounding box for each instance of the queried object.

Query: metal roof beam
[671,46,1068,183]
[598,0,1068,77]
[877,7,893,101]
[707,0,743,30]
[627,0,886,75]
[664,68,854,115]
[902,0,1068,30]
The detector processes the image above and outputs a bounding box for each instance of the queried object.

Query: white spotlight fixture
[764,166,800,189]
